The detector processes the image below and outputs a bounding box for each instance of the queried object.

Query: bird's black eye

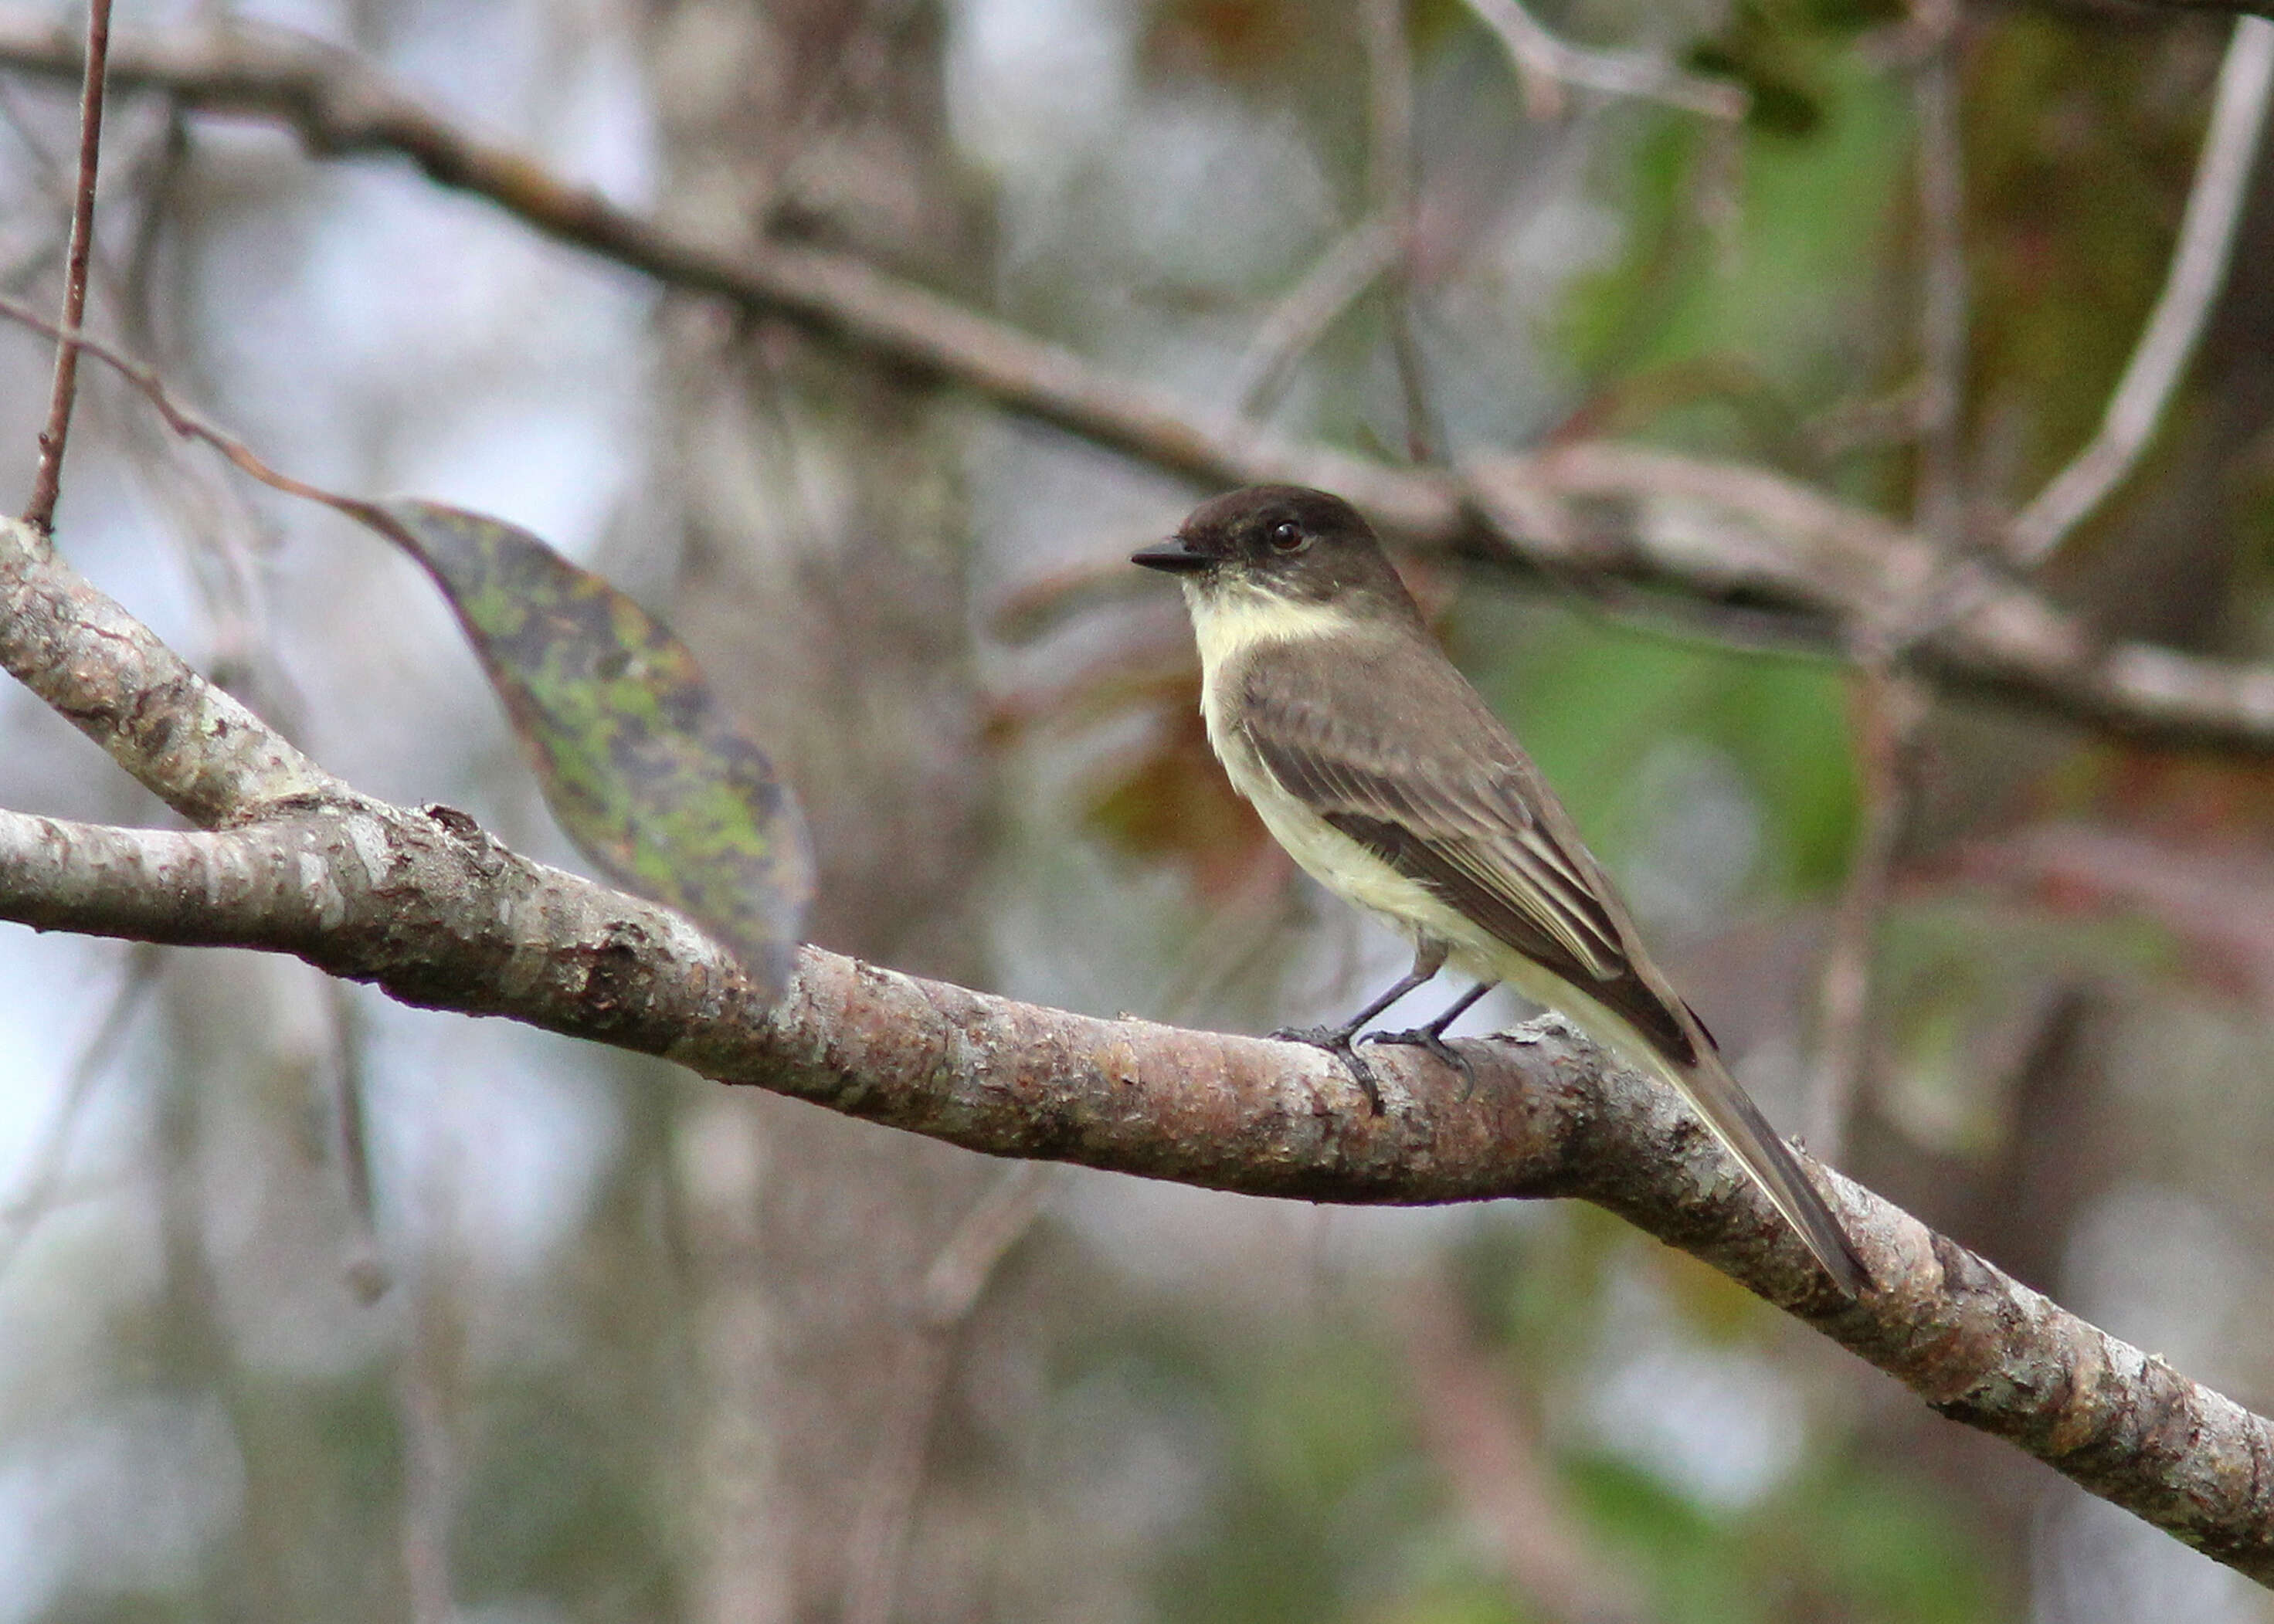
[1268,520,1309,554]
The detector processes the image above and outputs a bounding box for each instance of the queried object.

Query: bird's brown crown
[1141,485,1422,619]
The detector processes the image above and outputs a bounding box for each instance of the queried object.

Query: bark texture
[7,788,2273,1580]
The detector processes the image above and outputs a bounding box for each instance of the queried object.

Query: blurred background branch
[8,14,2274,760]
[2008,15,2274,565]
[1458,0,1749,120]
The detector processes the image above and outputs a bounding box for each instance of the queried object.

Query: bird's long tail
[1658,1045,1869,1297]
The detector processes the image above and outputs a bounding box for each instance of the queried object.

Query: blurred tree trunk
[633,4,1003,1619]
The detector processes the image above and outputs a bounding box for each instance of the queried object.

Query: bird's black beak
[1132,535,1210,573]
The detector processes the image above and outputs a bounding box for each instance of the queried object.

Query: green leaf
[360,499,812,1001]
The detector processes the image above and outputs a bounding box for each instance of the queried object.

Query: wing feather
[1227,632,1868,1292]
[1237,644,1695,1062]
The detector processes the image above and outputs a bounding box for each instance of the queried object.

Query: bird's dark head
[1132,486,1419,619]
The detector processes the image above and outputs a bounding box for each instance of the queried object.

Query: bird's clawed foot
[1363,1025,1475,1097]
[1268,1022,1383,1113]
[1360,980,1488,1098]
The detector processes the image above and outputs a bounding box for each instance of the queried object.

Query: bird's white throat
[1183,580,1353,676]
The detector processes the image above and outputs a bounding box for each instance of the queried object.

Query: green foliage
[1963,15,2218,508]
[1570,1451,2001,1623]
[1687,0,1907,138]
[1054,1217,2007,1624]
[1873,894,2177,1156]
[1149,1333,1432,1623]
[1560,53,1909,455]
[453,1377,679,1619]
[1454,598,1859,897]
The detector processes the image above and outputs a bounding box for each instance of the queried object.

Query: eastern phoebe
[1134,484,1867,1295]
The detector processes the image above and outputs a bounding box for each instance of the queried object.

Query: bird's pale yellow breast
[1183,582,1470,951]
[1183,580,1349,792]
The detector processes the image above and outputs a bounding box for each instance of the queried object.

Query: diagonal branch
[2008,16,2274,565]
[1227,212,1400,417]
[5,802,2273,1583]
[9,16,2274,755]
[5,497,2274,1586]
[0,499,337,822]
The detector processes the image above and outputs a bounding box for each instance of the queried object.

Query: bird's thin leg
[1365,980,1493,1094]
[1271,941,1448,1112]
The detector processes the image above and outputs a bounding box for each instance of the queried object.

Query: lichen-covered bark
[0,518,338,822]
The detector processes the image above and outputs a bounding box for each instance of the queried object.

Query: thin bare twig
[87,103,307,727]
[327,981,389,1303]
[1363,0,1441,466]
[1459,0,1747,122]
[21,0,111,535]
[840,1163,1052,1624]
[0,290,366,514]
[1229,215,1400,416]
[396,1210,463,1624]
[117,98,182,322]
[1230,4,1432,445]
[2008,16,2274,565]
[1912,24,1968,556]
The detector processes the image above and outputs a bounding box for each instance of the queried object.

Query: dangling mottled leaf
[353,498,811,1001]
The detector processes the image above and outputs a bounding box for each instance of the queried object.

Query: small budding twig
[22,0,113,537]
[0,290,365,515]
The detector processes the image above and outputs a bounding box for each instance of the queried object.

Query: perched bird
[1133,484,1867,1296]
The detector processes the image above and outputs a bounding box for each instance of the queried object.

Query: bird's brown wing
[1237,635,1868,1294]
[1236,639,1696,1063]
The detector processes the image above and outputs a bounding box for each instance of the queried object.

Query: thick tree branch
[0,512,336,819]
[5,480,2274,1586]
[5,17,2274,755]
[5,798,2272,1582]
